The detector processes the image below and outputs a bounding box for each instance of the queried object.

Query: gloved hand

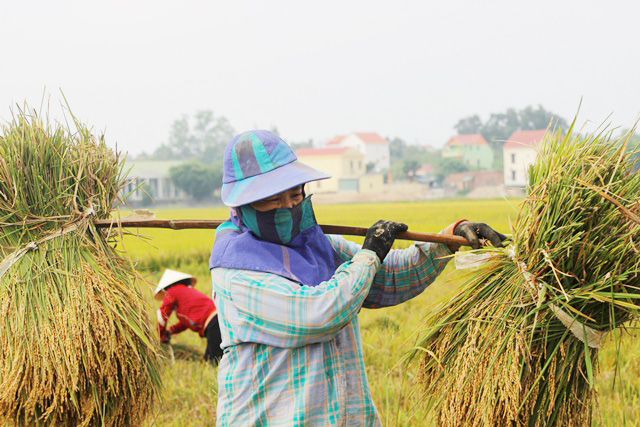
[362,220,408,262]
[160,330,171,344]
[454,221,507,249]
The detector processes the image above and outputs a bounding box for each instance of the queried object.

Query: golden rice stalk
[411,123,640,426]
[0,106,162,426]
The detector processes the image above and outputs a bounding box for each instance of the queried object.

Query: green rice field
[122,199,639,426]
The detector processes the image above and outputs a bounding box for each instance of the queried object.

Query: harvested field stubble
[0,108,162,426]
[412,124,640,426]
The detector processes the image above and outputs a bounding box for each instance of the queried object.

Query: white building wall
[122,160,188,203]
[503,146,538,187]
[366,143,390,171]
[340,135,364,154]
[340,135,390,172]
[125,174,184,202]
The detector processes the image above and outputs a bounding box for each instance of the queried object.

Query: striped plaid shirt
[211,235,452,426]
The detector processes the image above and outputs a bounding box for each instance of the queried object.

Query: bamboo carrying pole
[93,218,470,246]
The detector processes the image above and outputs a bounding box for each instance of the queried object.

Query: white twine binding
[0,207,95,281]
[455,247,608,348]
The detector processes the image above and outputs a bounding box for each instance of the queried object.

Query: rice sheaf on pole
[0,107,162,426]
[407,123,640,426]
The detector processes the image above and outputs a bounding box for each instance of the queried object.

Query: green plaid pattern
[211,236,452,426]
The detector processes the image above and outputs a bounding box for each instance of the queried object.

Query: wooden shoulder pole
[93,218,469,246]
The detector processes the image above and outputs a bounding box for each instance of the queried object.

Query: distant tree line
[140,104,615,201]
[454,105,567,144]
[138,110,234,201]
[387,105,569,184]
[453,105,568,170]
[137,112,312,201]
[387,137,470,184]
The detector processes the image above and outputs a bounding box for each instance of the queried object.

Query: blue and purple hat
[221,130,330,207]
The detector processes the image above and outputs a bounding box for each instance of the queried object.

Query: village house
[414,164,437,187]
[503,129,548,188]
[122,160,187,205]
[442,134,493,169]
[295,146,384,194]
[326,132,390,172]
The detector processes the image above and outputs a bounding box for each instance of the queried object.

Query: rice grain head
[412,123,640,426]
[0,106,162,426]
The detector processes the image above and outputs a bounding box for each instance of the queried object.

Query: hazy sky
[2,1,639,156]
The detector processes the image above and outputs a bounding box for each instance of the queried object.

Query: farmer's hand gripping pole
[93,218,470,247]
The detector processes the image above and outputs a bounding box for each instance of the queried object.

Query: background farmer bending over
[155,269,223,364]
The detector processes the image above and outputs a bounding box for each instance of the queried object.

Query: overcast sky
[2,1,639,156]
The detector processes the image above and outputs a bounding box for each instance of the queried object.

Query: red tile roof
[296,147,351,156]
[353,132,389,144]
[445,134,488,147]
[504,130,548,149]
[326,135,346,145]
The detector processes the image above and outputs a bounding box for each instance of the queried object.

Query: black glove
[362,220,408,262]
[454,221,507,249]
[161,331,171,344]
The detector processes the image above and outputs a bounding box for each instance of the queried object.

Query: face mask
[239,196,317,245]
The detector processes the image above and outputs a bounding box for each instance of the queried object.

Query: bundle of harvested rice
[0,108,162,426]
[413,123,640,426]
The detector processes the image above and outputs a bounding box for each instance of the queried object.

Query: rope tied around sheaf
[455,246,608,348]
[0,206,96,280]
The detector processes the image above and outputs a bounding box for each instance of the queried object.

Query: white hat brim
[154,269,196,300]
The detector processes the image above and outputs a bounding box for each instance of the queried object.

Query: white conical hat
[154,269,197,300]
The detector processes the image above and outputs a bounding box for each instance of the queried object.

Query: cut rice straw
[0,105,162,426]
[409,121,640,426]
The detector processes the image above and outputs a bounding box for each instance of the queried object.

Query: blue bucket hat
[221,130,331,207]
